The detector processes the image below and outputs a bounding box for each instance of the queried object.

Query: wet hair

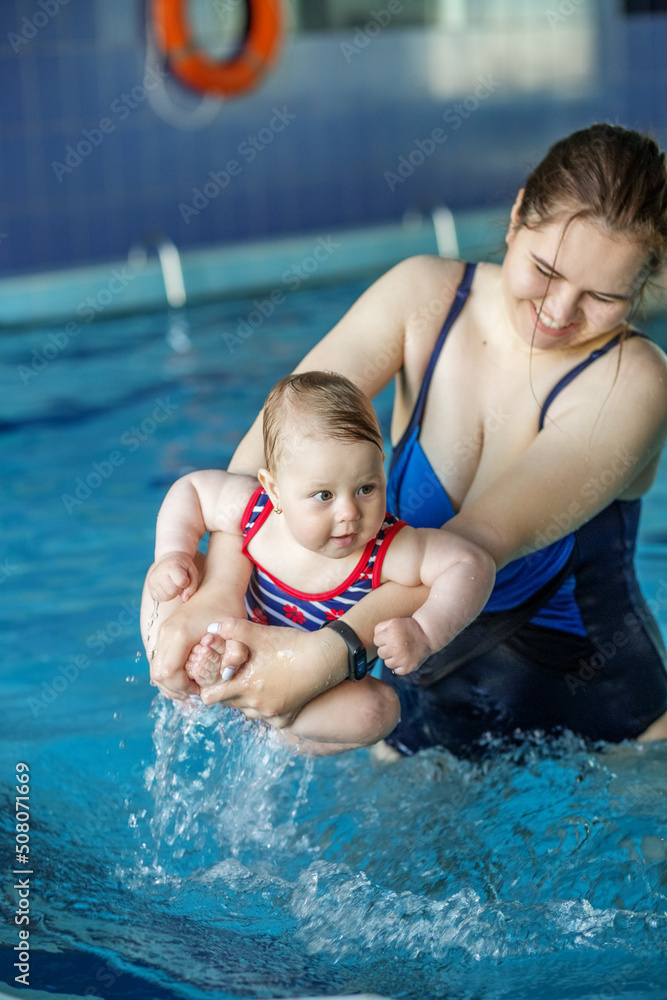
[517,123,667,293]
[263,370,384,470]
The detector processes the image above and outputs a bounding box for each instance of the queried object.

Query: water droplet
[145,600,160,649]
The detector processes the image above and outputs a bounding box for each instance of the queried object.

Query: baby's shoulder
[379,524,425,588]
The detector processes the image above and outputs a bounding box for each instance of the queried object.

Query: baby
[146,371,494,754]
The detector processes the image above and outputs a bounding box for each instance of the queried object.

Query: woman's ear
[258,467,280,509]
[506,188,525,246]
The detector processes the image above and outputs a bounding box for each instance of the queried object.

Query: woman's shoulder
[392,255,486,338]
[389,254,468,294]
[547,327,667,441]
[621,332,667,419]
[600,330,667,403]
[625,329,667,370]
[394,255,503,310]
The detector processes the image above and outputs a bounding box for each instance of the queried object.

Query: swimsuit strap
[390,261,476,471]
[538,330,647,432]
[410,261,477,432]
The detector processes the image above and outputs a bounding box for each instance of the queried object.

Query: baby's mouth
[331,532,357,547]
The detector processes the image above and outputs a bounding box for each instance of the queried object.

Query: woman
[149,123,667,757]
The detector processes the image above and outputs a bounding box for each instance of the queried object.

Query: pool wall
[1,0,667,277]
[0,207,505,327]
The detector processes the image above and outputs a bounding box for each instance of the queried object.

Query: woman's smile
[503,211,646,352]
[530,300,581,338]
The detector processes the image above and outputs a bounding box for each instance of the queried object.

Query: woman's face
[503,200,647,352]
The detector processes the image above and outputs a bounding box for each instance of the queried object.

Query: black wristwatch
[324,620,369,680]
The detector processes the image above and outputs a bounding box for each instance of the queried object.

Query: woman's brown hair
[517,123,667,293]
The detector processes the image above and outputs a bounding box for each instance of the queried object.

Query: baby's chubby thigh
[286,675,400,753]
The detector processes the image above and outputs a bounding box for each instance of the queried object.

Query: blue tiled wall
[1,0,666,275]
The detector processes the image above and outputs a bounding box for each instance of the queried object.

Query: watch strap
[324,619,369,680]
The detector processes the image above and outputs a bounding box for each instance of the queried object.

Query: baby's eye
[358,484,376,496]
[589,293,616,305]
[535,264,554,279]
[313,490,333,502]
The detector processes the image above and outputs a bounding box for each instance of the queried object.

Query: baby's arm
[148,470,258,604]
[374,527,496,673]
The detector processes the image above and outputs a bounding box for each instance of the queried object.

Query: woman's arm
[229,255,462,475]
[198,581,429,725]
[445,339,667,568]
[149,529,252,700]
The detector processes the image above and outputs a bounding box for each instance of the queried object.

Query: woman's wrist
[324,620,370,680]
[308,627,350,690]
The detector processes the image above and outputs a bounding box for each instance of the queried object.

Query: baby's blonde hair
[262,371,383,470]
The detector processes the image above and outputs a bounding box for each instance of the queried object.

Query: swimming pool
[1,262,667,1000]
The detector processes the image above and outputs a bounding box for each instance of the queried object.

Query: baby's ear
[257,467,280,507]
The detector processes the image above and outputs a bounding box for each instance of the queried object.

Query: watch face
[324,620,368,680]
[354,648,368,680]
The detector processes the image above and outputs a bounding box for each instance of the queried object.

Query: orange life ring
[151,0,282,97]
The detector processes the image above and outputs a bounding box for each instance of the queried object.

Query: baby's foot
[185,624,250,687]
[185,629,232,687]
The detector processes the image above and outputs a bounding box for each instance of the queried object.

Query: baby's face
[274,434,387,559]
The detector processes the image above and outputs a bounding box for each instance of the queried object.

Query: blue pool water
[1,274,667,1000]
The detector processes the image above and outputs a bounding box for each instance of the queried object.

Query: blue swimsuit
[383,262,667,757]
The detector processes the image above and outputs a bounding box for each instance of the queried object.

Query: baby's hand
[374,617,433,675]
[147,552,199,603]
[185,626,250,688]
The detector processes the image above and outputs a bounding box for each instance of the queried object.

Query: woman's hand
[150,594,250,700]
[198,618,349,728]
[197,584,430,725]
[148,531,252,700]
[184,626,250,687]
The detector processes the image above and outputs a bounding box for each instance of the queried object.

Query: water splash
[140,696,315,882]
[114,702,667,998]
[145,597,160,654]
